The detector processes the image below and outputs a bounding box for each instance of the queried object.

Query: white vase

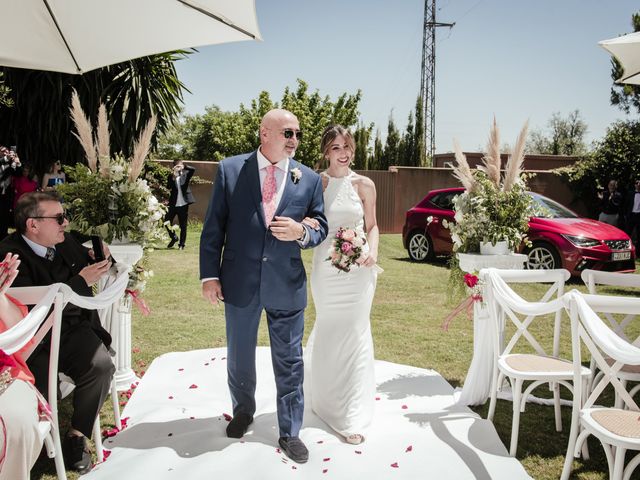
[479,240,510,255]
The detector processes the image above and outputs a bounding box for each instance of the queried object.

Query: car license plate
[612,251,631,261]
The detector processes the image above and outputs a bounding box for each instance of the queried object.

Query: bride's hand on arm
[301,217,320,230]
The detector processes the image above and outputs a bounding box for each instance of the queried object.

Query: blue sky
[175,0,638,154]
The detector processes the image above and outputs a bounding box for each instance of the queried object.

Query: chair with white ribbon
[2,284,67,479]
[562,291,640,480]
[482,267,590,457]
[581,269,640,408]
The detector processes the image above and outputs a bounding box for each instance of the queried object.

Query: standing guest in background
[597,179,622,226]
[0,252,43,480]
[625,178,640,251]
[165,160,195,250]
[0,146,20,240]
[0,191,114,474]
[41,160,65,191]
[12,162,39,210]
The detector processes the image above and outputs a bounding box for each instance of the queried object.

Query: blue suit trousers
[224,292,305,438]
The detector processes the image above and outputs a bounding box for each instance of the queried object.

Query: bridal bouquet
[326,226,367,272]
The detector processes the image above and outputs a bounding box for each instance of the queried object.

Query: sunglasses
[31,213,68,225]
[282,129,303,140]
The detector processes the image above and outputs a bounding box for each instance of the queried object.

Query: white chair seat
[582,408,640,448]
[500,354,590,379]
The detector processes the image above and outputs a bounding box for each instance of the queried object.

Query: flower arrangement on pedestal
[446,119,539,303]
[448,118,536,255]
[57,91,168,295]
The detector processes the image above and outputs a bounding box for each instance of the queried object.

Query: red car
[402,187,636,276]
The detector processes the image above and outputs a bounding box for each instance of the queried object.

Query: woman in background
[12,162,39,209]
[41,160,65,191]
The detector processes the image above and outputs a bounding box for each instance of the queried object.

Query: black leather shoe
[62,434,92,474]
[278,437,309,464]
[178,244,185,250]
[167,237,177,249]
[226,413,253,438]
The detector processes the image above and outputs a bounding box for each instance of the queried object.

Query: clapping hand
[0,253,20,295]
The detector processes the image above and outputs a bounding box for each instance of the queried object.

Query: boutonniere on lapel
[290,167,302,185]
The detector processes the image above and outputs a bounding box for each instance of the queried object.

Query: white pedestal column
[457,253,527,406]
[106,244,144,391]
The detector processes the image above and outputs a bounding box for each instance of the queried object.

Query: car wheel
[525,242,561,270]
[407,231,434,262]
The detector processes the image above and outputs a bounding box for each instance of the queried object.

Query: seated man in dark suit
[0,191,114,474]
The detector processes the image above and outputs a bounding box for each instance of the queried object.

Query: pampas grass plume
[503,120,529,192]
[129,116,157,182]
[70,90,97,172]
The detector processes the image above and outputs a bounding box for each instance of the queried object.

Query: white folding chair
[4,285,67,480]
[562,291,640,480]
[581,269,640,408]
[483,268,590,456]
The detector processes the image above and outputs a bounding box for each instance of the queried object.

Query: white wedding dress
[306,172,378,439]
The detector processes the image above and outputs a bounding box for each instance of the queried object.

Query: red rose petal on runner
[406,445,413,452]
[222,413,232,421]
[401,405,408,409]
[375,397,380,400]
[168,396,174,400]
[317,440,324,444]
[355,450,362,454]
[178,368,184,371]
[189,384,198,389]
[103,449,111,460]
[391,462,399,468]
[323,458,330,462]
[323,469,328,474]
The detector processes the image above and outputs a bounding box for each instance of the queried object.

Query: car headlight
[562,234,601,248]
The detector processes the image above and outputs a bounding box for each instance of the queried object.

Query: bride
[304,125,380,445]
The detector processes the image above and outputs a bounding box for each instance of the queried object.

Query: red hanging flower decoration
[463,273,479,288]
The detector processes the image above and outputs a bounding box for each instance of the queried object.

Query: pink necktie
[262,164,278,224]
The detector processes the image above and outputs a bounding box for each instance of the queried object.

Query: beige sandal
[345,433,365,445]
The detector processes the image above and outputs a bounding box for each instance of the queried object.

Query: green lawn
[33,225,639,479]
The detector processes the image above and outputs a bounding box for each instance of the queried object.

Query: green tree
[353,122,374,170]
[557,120,640,216]
[0,52,188,173]
[610,12,640,115]
[157,79,362,168]
[380,114,401,170]
[370,129,384,170]
[413,96,427,166]
[280,79,361,167]
[526,110,588,155]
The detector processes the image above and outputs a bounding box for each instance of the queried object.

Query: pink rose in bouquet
[326,226,367,272]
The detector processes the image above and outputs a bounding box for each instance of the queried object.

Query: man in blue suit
[200,109,328,463]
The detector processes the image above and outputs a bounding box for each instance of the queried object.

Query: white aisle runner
[86,347,530,479]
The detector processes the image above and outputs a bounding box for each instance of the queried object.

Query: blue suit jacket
[199,152,328,310]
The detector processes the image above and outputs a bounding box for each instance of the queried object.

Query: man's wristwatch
[298,224,306,241]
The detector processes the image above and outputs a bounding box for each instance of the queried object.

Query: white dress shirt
[22,235,51,258]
